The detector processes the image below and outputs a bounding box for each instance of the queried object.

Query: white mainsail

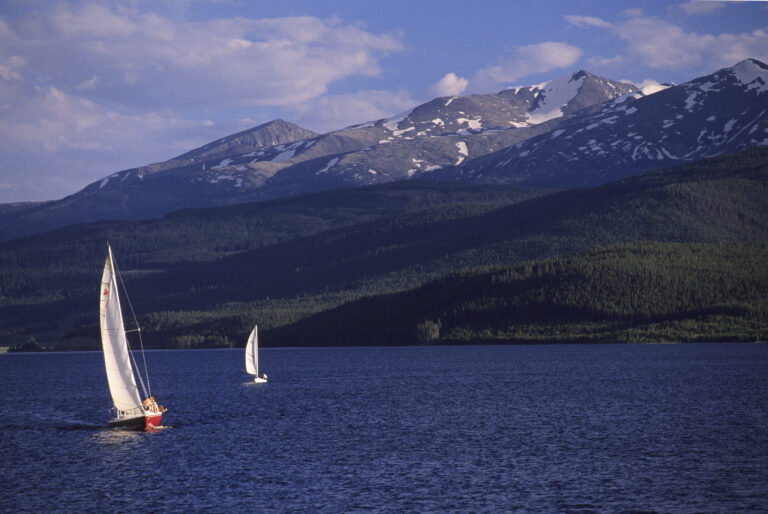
[99,246,143,413]
[245,325,258,376]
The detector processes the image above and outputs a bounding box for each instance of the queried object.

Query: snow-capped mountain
[89,119,318,194]
[2,60,766,241]
[431,59,768,187]
[225,70,638,196]
[0,70,636,240]
[166,69,637,196]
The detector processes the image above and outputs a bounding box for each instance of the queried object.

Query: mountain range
[2,58,768,349]
[5,58,766,241]
[432,58,768,187]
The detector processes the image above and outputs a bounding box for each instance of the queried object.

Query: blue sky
[1,0,767,203]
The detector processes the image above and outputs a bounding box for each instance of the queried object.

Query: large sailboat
[245,325,268,383]
[100,244,166,430]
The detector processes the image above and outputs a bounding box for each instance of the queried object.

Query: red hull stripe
[145,413,163,431]
[109,412,163,431]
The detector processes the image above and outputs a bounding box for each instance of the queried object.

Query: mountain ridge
[1,59,767,242]
[431,58,768,187]
[0,69,639,241]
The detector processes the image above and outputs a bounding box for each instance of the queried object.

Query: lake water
[1,344,767,512]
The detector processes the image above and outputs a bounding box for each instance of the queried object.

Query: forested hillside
[2,147,767,349]
[0,182,548,348]
[266,242,768,345]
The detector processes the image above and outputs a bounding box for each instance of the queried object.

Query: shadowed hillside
[265,242,768,346]
[1,147,767,348]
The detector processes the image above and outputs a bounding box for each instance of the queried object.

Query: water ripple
[1,344,767,511]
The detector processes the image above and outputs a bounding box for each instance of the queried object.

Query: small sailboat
[100,244,166,430]
[245,324,268,383]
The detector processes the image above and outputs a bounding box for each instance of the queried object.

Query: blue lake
[2,344,768,511]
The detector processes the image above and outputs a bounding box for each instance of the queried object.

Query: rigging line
[113,253,152,398]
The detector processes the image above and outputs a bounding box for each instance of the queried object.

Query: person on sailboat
[143,396,166,413]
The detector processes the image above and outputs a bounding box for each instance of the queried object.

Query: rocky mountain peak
[727,58,768,92]
[173,119,319,163]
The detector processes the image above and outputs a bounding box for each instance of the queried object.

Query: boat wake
[59,421,104,431]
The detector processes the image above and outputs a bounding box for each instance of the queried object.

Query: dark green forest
[2,147,768,350]
[267,241,768,346]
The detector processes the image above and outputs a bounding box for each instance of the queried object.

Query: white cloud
[289,90,418,133]
[430,73,469,97]
[633,78,670,95]
[622,8,645,18]
[0,55,24,80]
[679,1,727,15]
[634,78,664,89]
[76,75,99,91]
[0,4,406,201]
[564,15,612,29]
[617,17,768,70]
[3,5,403,110]
[0,77,230,201]
[566,12,768,75]
[468,42,583,92]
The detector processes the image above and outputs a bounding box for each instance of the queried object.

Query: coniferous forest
[2,147,768,350]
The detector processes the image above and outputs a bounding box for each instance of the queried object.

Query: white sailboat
[245,324,268,383]
[100,244,165,430]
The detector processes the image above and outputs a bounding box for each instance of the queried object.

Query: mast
[100,245,143,413]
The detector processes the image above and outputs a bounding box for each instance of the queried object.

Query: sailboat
[100,244,166,430]
[245,324,268,383]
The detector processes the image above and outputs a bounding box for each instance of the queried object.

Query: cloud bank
[430,41,584,96]
[0,4,404,201]
[1,1,766,203]
[566,11,768,76]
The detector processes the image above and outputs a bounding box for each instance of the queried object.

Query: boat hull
[253,377,268,383]
[109,412,162,431]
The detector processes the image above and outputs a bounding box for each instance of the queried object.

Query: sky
[1,1,767,203]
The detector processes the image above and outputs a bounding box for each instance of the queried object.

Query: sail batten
[100,246,143,413]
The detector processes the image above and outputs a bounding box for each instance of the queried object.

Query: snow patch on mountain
[731,59,768,93]
[527,74,585,124]
[212,158,233,169]
[457,117,482,131]
[272,149,295,162]
[208,171,243,187]
[99,173,120,189]
[384,110,412,131]
[684,92,699,111]
[316,157,340,175]
[393,126,415,137]
[455,141,468,165]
